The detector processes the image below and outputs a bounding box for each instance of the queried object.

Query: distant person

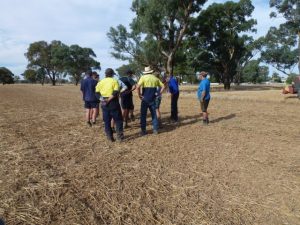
[120,69,137,128]
[80,70,98,127]
[92,71,100,119]
[168,74,179,122]
[154,72,164,128]
[96,68,124,142]
[137,66,165,135]
[197,71,211,125]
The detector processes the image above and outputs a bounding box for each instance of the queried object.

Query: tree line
[107,0,300,89]
[1,0,298,88]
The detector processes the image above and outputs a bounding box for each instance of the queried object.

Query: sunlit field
[0,84,299,225]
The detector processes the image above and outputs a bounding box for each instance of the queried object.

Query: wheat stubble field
[0,84,300,225]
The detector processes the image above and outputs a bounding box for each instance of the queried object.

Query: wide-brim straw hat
[143,66,154,74]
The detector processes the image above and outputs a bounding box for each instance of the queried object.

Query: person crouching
[96,68,124,142]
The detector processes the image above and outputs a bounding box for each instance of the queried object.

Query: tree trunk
[166,55,174,75]
[223,75,231,90]
[50,73,56,86]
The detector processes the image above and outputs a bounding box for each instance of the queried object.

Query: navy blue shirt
[168,76,179,94]
[80,76,98,102]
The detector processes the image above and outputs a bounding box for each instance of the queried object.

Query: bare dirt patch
[0,84,300,225]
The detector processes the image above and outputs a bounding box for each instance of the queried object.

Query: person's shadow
[125,113,236,140]
[209,114,236,123]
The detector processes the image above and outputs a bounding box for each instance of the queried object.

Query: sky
[0,0,285,77]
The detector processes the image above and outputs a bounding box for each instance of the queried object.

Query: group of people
[80,66,210,142]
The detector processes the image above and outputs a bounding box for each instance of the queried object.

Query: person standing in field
[92,71,100,119]
[120,69,137,128]
[96,68,124,142]
[111,73,128,132]
[154,72,164,128]
[197,71,211,125]
[168,74,180,122]
[80,70,98,127]
[137,66,165,135]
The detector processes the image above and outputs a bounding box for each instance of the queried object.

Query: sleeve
[158,79,164,88]
[129,78,136,86]
[113,79,120,92]
[138,76,144,87]
[95,82,101,93]
[119,79,128,92]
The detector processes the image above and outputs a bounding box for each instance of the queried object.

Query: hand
[139,95,143,100]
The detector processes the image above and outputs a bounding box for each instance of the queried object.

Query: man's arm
[160,85,166,95]
[137,84,143,100]
[107,80,120,102]
[201,90,206,102]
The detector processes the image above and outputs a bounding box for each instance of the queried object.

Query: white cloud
[0,0,287,76]
[0,0,134,75]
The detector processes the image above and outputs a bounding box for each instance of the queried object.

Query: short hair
[105,68,115,77]
[126,69,134,75]
[85,70,92,76]
[199,71,208,77]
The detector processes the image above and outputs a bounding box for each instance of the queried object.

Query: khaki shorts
[200,99,210,112]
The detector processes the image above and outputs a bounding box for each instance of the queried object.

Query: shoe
[92,121,96,125]
[116,134,125,142]
[130,115,135,121]
[153,130,158,135]
[112,127,116,133]
[87,121,92,127]
[203,119,208,125]
[124,123,129,129]
[107,136,115,142]
[140,130,147,136]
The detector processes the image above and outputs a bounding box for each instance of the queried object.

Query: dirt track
[0,84,300,225]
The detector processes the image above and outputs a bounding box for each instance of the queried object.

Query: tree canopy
[269,0,300,73]
[188,0,256,89]
[65,45,100,85]
[0,67,14,85]
[108,0,207,75]
[25,41,100,86]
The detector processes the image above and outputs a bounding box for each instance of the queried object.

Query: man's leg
[85,108,92,126]
[102,106,114,140]
[112,106,124,141]
[91,108,97,124]
[201,100,209,125]
[122,108,129,127]
[149,101,159,133]
[173,93,179,121]
[140,100,148,134]
[84,101,92,127]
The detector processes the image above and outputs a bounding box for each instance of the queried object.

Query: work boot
[87,121,92,127]
[140,130,147,136]
[116,133,124,142]
[107,135,115,142]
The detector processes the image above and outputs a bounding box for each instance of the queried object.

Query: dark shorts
[121,95,134,110]
[84,101,98,109]
[200,99,210,112]
[155,96,162,109]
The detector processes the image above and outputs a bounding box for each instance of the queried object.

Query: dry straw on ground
[0,84,300,225]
